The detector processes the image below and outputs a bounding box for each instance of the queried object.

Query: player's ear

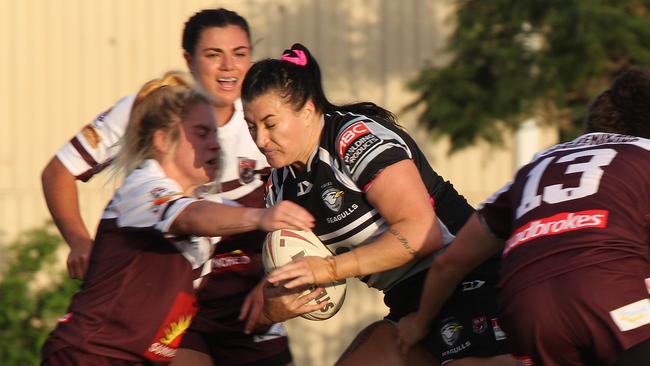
[153,129,170,155]
[183,51,194,72]
[301,100,316,124]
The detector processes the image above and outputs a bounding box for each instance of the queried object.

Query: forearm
[415,213,503,325]
[333,219,442,280]
[41,157,93,246]
[171,200,263,237]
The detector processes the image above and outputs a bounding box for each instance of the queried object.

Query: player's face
[185,25,251,109]
[244,91,318,169]
[168,102,220,191]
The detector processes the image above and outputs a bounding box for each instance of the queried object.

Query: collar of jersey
[288,145,319,179]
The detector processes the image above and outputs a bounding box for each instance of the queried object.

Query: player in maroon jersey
[40,71,314,366]
[41,9,299,366]
[396,67,650,366]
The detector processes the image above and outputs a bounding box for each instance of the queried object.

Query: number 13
[516,148,617,218]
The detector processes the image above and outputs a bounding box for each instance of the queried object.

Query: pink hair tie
[281,49,307,66]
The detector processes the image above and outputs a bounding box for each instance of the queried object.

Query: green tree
[410,0,650,151]
[0,223,79,366]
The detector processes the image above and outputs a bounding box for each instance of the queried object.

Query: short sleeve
[477,182,514,240]
[335,117,411,188]
[56,94,136,181]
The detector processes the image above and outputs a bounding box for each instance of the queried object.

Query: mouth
[217,77,238,90]
[206,157,220,167]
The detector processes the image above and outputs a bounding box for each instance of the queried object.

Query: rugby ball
[263,229,347,321]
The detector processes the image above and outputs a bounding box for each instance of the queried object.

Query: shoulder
[93,94,137,129]
[116,160,184,206]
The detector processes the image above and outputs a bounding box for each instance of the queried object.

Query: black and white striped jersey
[266,110,474,290]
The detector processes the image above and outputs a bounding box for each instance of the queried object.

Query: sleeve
[335,117,411,188]
[476,181,514,240]
[55,94,136,182]
[114,178,196,234]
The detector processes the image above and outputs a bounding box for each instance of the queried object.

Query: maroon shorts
[41,341,151,366]
[499,258,650,366]
[179,323,291,366]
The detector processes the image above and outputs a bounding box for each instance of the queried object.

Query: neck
[291,115,324,172]
[213,103,235,127]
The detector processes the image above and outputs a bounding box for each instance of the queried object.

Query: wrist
[245,208,264,230]
[331,250,360,280]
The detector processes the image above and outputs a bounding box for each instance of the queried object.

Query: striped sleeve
[56,94,136,181]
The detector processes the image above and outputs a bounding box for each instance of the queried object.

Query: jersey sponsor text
[505,210,609,256]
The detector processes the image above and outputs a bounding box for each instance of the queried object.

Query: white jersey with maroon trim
[55,96,269,188]
[47,159,225,363]
[103,159,222,271]
[266,110,474,291]
[54,94,286,343]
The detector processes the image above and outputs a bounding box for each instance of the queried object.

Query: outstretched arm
[42,157,93,279]
[267,159,443,287]
[396,213,503,353]
[171,199,315,237]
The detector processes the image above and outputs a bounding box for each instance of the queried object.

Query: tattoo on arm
[389,228,416,256]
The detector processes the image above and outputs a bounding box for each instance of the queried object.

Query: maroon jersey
[191,183,268,331]
[43,160,215,363]
[479,133,650,293]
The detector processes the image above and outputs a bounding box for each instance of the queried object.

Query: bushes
[0,223,79,366]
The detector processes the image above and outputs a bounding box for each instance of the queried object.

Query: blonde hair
[111,71,213,178]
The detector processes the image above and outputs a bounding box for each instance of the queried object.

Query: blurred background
[1,0,649,365]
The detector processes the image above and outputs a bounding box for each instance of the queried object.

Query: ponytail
[242,43,398,124]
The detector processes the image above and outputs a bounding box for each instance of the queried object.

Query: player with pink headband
[241,43,515,366]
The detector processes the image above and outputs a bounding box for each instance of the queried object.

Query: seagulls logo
[321,187,344,212]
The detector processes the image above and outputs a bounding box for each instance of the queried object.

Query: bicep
[364,159,435,225]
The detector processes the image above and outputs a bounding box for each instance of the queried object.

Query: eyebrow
[202,46,250,53]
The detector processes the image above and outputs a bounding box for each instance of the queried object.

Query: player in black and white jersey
[395,68,650,366]
[41,9,297,366]
[242,44,514,365]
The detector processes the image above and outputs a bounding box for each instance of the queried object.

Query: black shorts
[384,255,511,364]
[179,323,292,366]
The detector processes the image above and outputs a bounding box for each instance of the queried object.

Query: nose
[209,131,221,152]
[220,53,234,70]
[254,127,268,149]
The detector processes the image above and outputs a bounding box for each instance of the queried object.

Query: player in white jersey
[41,71,313,366]
[42,8,297,366]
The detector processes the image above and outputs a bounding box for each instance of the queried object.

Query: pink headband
[281,49,307,66]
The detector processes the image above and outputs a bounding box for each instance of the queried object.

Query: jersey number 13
[516,148,617,219]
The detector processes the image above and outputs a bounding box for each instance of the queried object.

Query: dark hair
[241,43,398,124]
[586,67,650,138]
[182,8,251,55]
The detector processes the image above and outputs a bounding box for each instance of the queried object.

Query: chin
[265,157,283,169]
[212,90,239,106]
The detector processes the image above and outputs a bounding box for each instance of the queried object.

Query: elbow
[171,209,196,235]
[41,158,56,186]
[415,221,443,257]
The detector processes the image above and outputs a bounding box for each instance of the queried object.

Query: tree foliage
[410,0,650,151]
[0,223,79,366]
